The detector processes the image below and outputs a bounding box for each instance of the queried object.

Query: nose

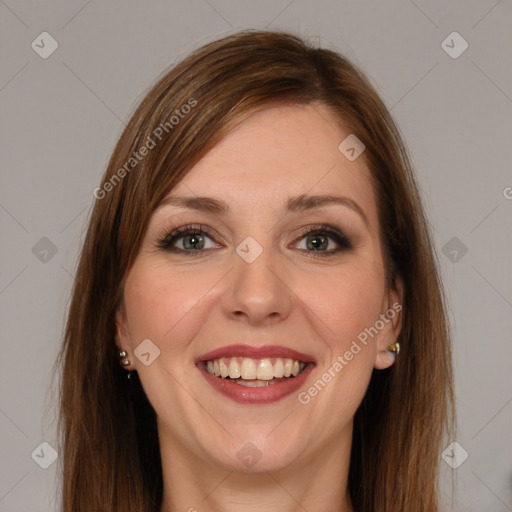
[221,245,293,326]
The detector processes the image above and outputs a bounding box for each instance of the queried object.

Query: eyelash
[155,223,353,259]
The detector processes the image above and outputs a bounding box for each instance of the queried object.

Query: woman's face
[116,103,403,473]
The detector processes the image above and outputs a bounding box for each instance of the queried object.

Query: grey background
[1,1,511,510]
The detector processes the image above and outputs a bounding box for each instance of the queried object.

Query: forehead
[165,104,378,228]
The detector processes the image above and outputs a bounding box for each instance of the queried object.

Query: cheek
[122,262,202,352]
[296,261,386,355]
[293,264,385,422]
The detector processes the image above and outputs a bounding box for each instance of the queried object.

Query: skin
[115,103,403,512]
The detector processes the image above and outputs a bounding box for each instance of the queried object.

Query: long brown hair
[56,30,455,511]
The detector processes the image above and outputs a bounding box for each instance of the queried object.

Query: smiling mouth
[203,356,308,387]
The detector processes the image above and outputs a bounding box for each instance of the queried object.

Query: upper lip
[196,344,316,364]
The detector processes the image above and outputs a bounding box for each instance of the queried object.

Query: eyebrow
[157,193,369,228]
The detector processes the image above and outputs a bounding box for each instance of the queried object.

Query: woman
[57,30,455,511]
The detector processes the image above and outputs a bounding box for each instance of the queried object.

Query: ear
[374,275,404,370]
[115,303,130,352]
[115,303,136,372]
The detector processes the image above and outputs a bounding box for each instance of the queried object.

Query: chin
[202,431,304,474]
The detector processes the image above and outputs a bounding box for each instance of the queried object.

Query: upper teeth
[205,357,306,380]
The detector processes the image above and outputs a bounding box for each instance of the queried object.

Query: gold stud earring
[387,342,400,355]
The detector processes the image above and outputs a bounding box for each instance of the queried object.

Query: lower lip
[197,362,315,404]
